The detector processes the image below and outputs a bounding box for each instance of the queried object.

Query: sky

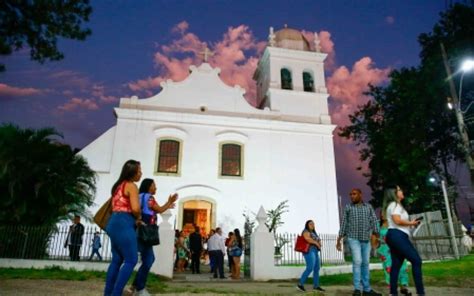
[1,0,471,223]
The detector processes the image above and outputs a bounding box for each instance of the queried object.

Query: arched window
[281,68,293,90]
[221,143,242,177]
[157,139,180,174]
[303,71,314,92]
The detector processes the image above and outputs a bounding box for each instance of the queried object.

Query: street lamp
[441,52,474,178]
[458,59,474,113]
[428,174,460,259]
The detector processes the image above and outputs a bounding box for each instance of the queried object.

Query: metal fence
[0,225,113,261]
[410,211,470,260]
[274,233,345,266]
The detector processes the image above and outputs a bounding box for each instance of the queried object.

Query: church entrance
[178,199,215,236]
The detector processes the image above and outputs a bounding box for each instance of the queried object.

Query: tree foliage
[0,123,96,226]
[340,3,474,212]
[0,0,92,71]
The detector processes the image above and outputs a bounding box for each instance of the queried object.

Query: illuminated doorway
[178,198,215,236]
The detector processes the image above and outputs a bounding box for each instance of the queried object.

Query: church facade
[79,27,340,235]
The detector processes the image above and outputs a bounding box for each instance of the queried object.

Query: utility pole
[440,42,474,182]
[441,180,460,259]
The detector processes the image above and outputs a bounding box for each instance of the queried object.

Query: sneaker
[362,290,382,296]
[134,288,151,296]
[353,290,362,296]
[314,286,325,292]
[296,284,306,292]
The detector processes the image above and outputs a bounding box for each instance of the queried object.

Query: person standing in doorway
[189,225,203,274]
[64,215,84,261]
[336,188,381,296]
[89,231,102,261]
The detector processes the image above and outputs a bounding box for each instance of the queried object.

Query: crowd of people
[173,226,244,280]
[69,159,430,296]
[297,186,425,296]
[101,160,244,296]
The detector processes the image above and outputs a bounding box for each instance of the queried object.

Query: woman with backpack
[129,178,178,296]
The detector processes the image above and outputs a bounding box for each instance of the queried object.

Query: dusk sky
[1,0,470,221]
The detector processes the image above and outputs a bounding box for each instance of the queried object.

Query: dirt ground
[1,279,474,295]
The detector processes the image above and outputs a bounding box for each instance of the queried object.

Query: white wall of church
[81,109,340,235]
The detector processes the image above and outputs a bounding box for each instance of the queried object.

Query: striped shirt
[338,202,379,241]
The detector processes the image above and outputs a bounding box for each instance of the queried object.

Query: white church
[79,27,340,236]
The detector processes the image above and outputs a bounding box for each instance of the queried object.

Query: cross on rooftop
[200,47,214,63]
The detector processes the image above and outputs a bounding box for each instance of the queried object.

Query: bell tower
[253,26,331,124]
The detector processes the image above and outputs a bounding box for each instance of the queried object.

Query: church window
[157,139,180,174]
[281,68,293,90]
[303,71,314,92]
[220,143,242,177]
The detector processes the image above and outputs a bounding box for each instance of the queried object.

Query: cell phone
[415,216,424,222]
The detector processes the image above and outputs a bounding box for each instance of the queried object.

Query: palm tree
[0,123,96,258]
[0,123,96,226]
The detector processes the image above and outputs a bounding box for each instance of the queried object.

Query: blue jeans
[104,213,138,296]
[299,247,320,287]
[347,238,371,292]
[132,240,156,291]
[386,229,424,295]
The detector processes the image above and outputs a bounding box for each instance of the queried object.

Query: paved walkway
[2,279,474,295]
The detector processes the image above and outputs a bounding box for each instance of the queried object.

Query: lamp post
[441,42,474,180]
[428,175,460,259]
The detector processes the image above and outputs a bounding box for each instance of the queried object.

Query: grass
[315,254,474,288]
[0,265,168,293]
[1,254,473,292]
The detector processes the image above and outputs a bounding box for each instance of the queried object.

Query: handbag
[93,197,113,231]
[294,234,310,253]
[229,246,242,257]
[137,223,160,246]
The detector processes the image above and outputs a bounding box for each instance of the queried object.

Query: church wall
[84,111,340,235]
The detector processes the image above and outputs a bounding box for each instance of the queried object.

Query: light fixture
[447,97,454,110]
[461,59,474,73]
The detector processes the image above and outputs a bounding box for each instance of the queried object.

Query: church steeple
[253,26,331,124]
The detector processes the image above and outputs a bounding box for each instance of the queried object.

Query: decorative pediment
[119,63,261,115]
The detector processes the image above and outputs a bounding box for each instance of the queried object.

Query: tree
[0,0,92,72]
[0,123,96,226]
[340,3,473,212]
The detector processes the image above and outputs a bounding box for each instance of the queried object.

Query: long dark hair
[139,178,154,194]
[304,220,317,234]
[111,160,140,195]
[234,228,243,248]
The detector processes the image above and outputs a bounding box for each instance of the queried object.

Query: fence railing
[274,233,345,266]
[410,211,469,260]
[0,225,113,261]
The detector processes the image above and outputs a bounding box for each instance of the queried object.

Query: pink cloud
[172,21,189,33]
[128,23,264,104]
[49,70,91,90]
[57,97,99,112]
[0,83,44,97]
[302,30,336,70]
[327,57,391,126]
[91,84,119,103]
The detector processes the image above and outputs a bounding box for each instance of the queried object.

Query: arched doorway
[177,197,216,236]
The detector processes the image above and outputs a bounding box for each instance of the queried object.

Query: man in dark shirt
[64,215,85,261]
[189,226,203,274]
[336,189,381,296]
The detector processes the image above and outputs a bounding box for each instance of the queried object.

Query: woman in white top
[383,185,425,296]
